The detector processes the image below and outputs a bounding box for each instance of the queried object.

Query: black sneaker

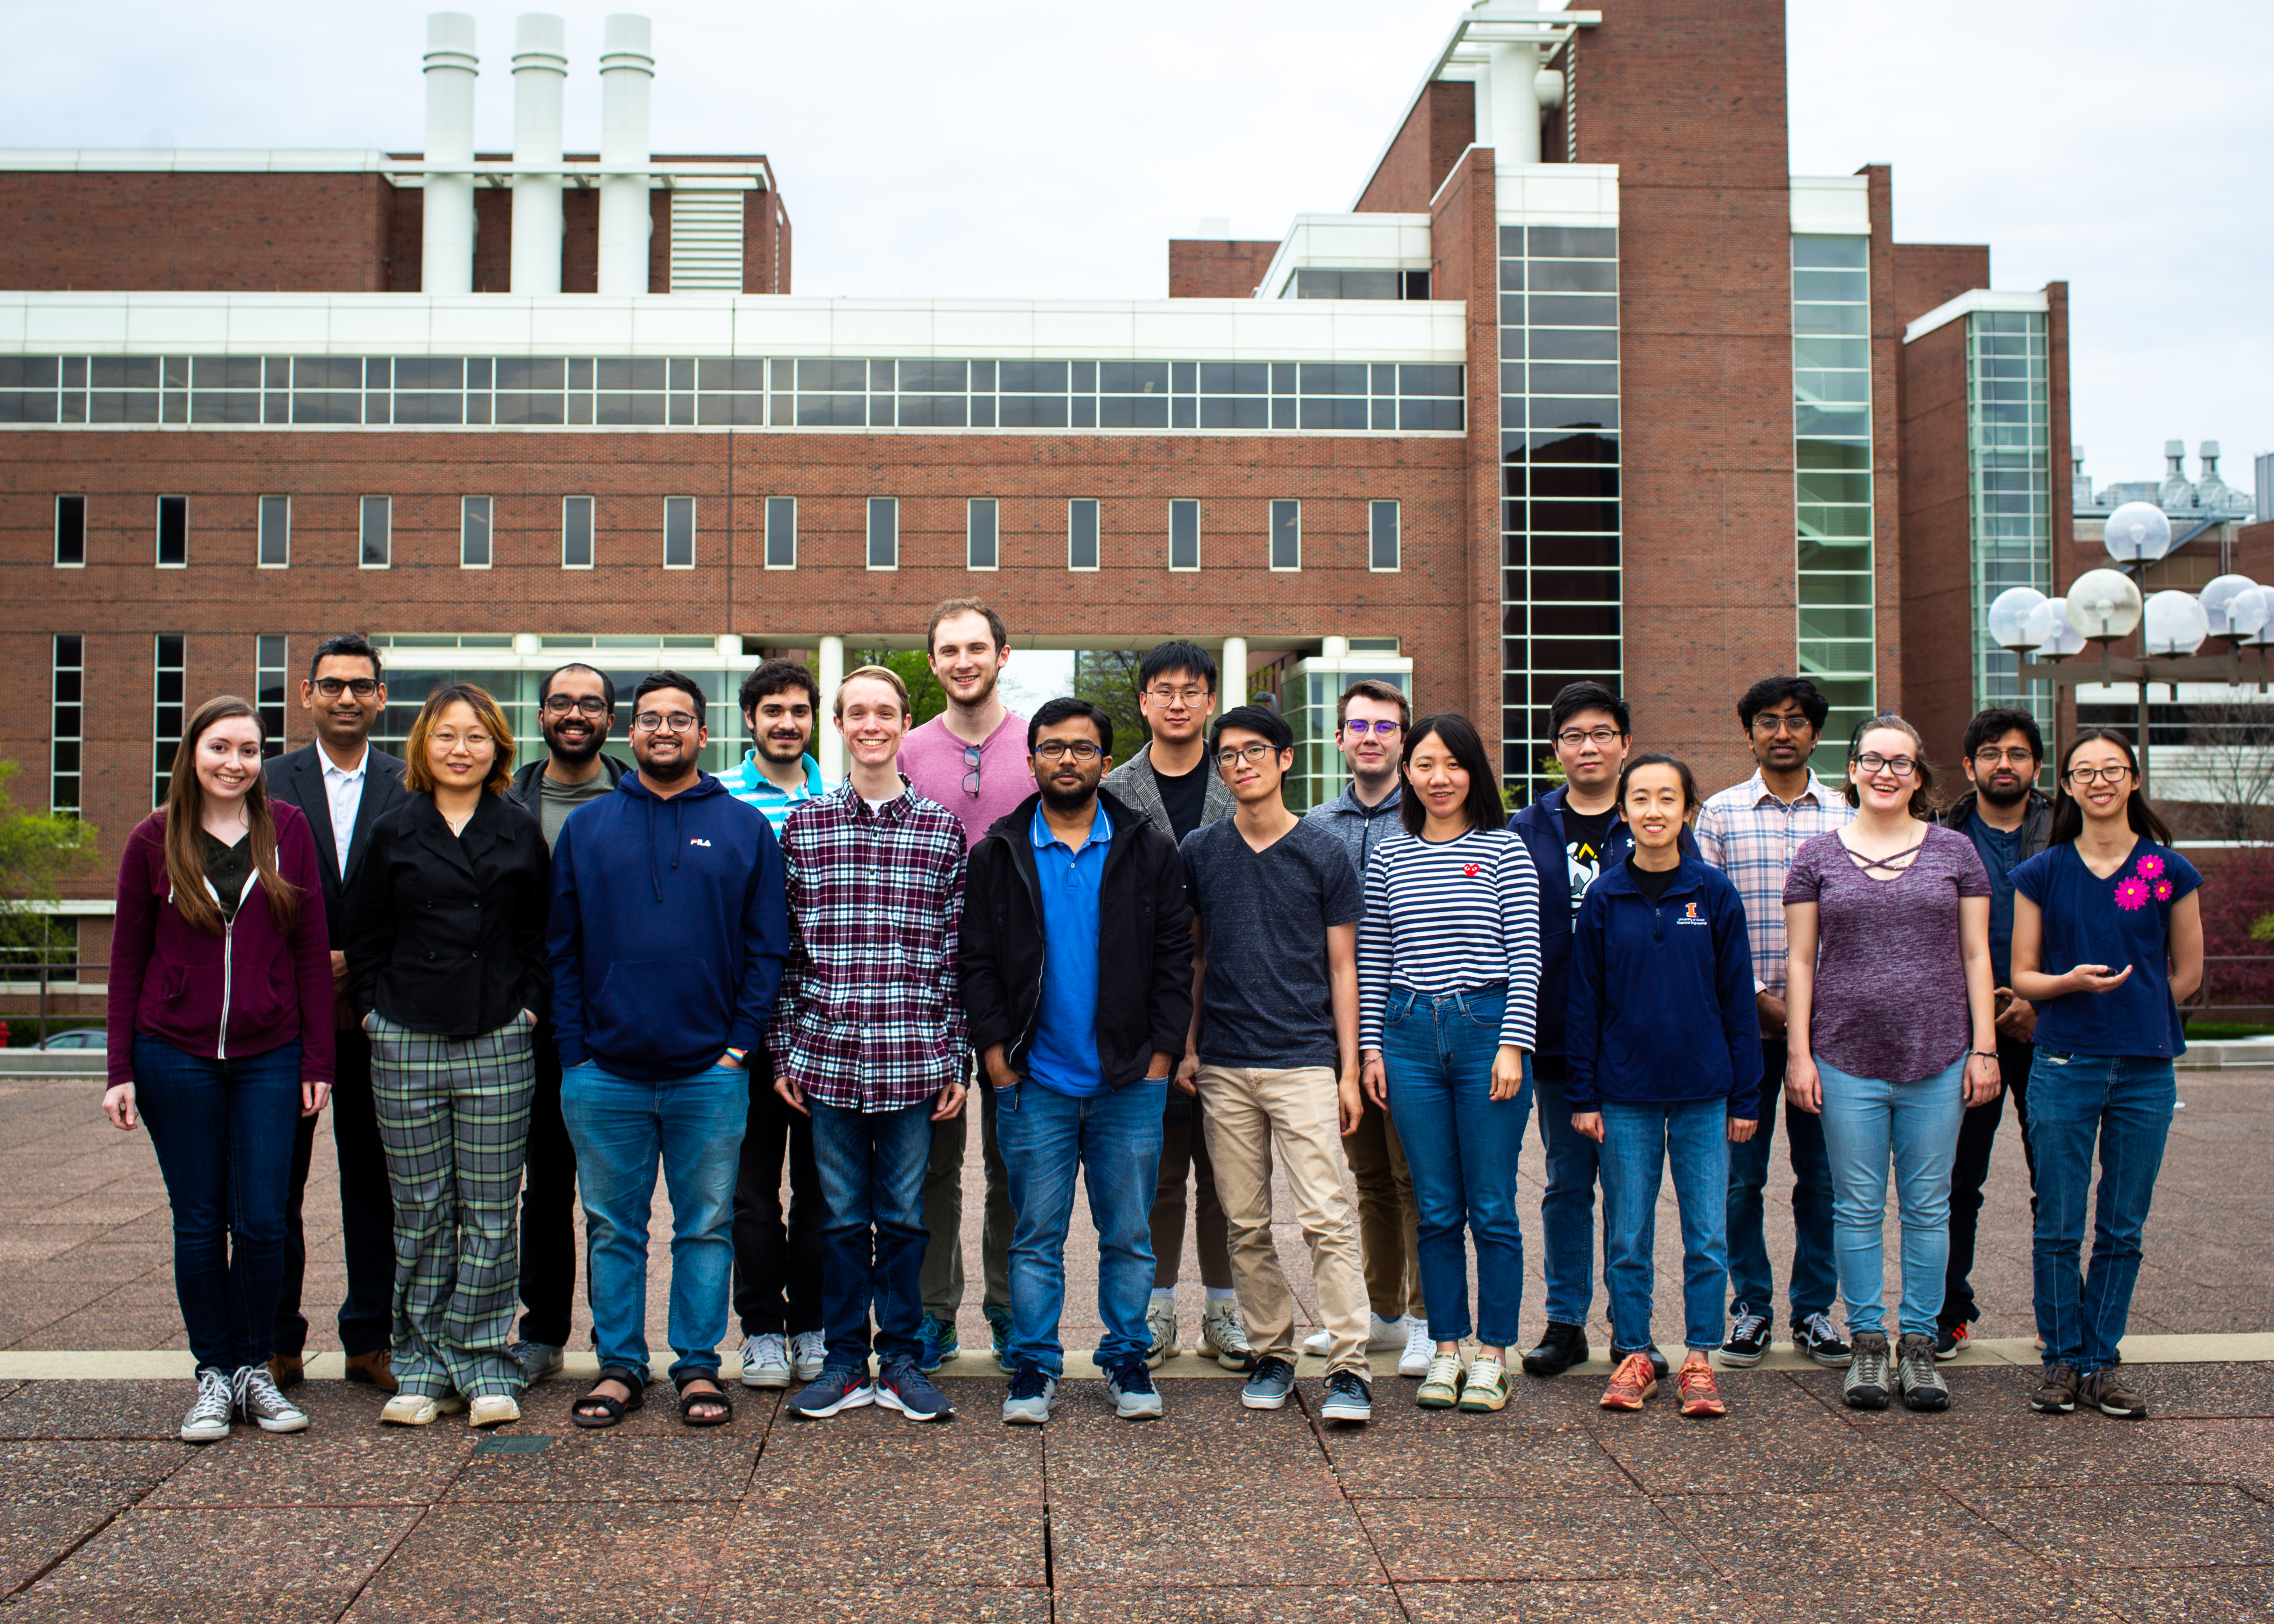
[1521,1321,1590,1378]
[1933,1323,1970,1362]
[1644,1346,1670,1382]
[1320,1370,1372,1423]
[1241,1356,1296,1410]
[1719,1312,1771,1367]
[1796,1312,1852,1368]
[2030,1361,2080,1415]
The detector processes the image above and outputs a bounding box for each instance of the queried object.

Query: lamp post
[1984,501,2270,801]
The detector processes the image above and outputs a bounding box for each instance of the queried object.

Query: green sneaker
[984,1305,1014,1373]
[1416,1352,1464,1408]
[916,1313,959,1373]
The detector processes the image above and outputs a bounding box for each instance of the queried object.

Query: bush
[2198,846,2274,1009]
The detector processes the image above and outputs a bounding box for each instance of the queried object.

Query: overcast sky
[4,0,2266,506]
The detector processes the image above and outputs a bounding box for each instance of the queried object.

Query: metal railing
[0,958,97,1047]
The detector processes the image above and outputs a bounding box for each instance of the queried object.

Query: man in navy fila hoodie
[546,671,788,1428]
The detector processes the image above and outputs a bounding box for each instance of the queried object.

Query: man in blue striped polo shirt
[717,658,830,1390]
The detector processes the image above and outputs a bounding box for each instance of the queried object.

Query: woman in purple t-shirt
[1783,716,1998,1415]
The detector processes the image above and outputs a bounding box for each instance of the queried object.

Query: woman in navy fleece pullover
[1567,754,1761,1417]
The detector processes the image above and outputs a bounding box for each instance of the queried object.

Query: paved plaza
[2,1067,2272,1622]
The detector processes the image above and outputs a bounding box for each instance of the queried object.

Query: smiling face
[1849,726,1919,813]
[1213,726,1290,807]
[929,610,1006,708]
[194,716,266,811]
[629,686,708,782]
[2063,737,2136,824]
[1337,695,1405,781]
[539,667,613,765]
[1623,763,1688,853]
[1402,726,1472,828]
[747,683,816,767]
[834,676,908,769]
[425,699,497,796]
[1137,663,1215,747]
[302,653,384,752]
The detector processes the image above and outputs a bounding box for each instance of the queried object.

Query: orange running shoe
[1677,1352,1726,1418]
[1599,1351,1658,1411]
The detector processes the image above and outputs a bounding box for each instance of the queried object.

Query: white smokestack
[1488,41,1542,164]
[421,12,479,295]
[597,13,654,296]
[511,14,567,294]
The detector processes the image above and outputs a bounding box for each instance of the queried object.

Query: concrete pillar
[1488,41,1542,165]
[1221,636,1249,707]
[817,635,846,783]
[421,12,479,296]
[597,13,654,296]
[510,14,567,295]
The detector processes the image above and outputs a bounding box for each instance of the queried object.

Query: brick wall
[1355,81,1476,214]
[0,173,393,292]
[1895,319,1975,768]
[1862,166,1905,720]
[1166,241,1280,299]
[1427,146,1503,757]
[1893,243,1990,327]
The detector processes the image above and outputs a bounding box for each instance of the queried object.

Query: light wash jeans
[1598,1098,1730,1354]
[2028,1051,2175,1373]
[1815,1055,1965,1340]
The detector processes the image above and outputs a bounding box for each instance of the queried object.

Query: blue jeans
[1817,1055,1965,1339]
[1531,1058,1601,1327]
[809,1099,934,1369]
[133,1037,304,1373]
[2029,1052,2175,1372]
[559,1059,748,1384]
[1379,986,1530,1347]
[1725,1042,1839,1329]
[1598,1099,1731,1353]
[996,1077,1165,1376]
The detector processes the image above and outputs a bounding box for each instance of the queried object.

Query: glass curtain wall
[1792,237,1877,769]
[1965,311,2053,740]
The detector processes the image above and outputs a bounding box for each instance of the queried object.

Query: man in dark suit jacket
[262,632,409,1391]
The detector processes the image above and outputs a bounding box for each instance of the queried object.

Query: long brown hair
[2049,727,2174,846]
[163,696,299,935]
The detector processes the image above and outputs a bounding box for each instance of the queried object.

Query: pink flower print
[2114,876,2151,911]
[2136,853,2166,881]
[2154,878,2174,901]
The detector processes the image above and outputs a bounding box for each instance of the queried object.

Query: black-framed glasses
[1750,713,1812,736]
[1973,747,2037,767]
[2067,764,2134,786]
[1034,740,1102,763]
[1854,753,1918,780]
[1342,719,1401,737]
[312,677,379,700]
[543,695,611,718]
[1214,741,1278,769]
[631,710,699,734]
[1146,685,1210,706]
[1556,726,1622,747]
[962,744,983,798]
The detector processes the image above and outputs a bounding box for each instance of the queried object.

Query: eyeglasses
[543,695,611,718]
[1750,713,1812,736]
[1854,753,1918,780]
[1034,740,1103,763]
[631,711,700,734]
[1147,686,1210,706]
[312,677,379,700]
[1973,747,2037,767]
[1214,741,1279,769]
[1342,719,1401,737]
[2066,764,2134,786]
[430,730,492,752]
[1556,726,1623,747]
[962,745,983,798]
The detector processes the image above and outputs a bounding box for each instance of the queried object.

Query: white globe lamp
[2027,598,2086,661]
[2201,574,2266,639]
[2141,589,2210,656]
[2103,500,2173,564]
[1987,587,2049,652]
[2066,569,2144,642]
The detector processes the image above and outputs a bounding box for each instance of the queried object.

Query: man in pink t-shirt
[896,597,1036,1375]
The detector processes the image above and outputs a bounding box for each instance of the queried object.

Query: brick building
[1,0,2072,992]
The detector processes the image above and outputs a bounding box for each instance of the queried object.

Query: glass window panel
[999,360,1067,393]
[667,359,694,390]
[1523,534,1620,569]
[1369,499,1398,571]
[0,357,60,388]
[1791,236,1867,269]
[1528,260,1617,293]
[1528,362,1619,396]
[1169,499,1200,570]
[1525,294,1619,327]
[461,495,492,567]
[495,358,564,390]
[259,495,290,567]
[998,395,1068,428]
[360,495,390,567]
[92,357,161,388]
[1792,269,1868,302]
[91,392,161,424]
[1200,362,1269,395]
[1528,226,1618,258]
[766,496,796,568]
[294,357,361,390]
[292,393,361,424]
[867,498,898,569]
[1793,335,1868,369]
[1299,363,1369,396]
[1530,568,1621,601]
[569,358,594,390]
[1070,396,1096,428]
[1068,499,1100,570]
[1269,500,1300,570]
[156,495,187,565]
[663,496,696,568]
[393,392,465,425]
[597,357,668,390]
[191,357,262,389]
[189,392,261,424]
[1793,303,1868,336]
[495,393,566,425]
[1099,361,1169,395]
[54,495,85,565]
[562,495,595,568]
[967,498,997,570]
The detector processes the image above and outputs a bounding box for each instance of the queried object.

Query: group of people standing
[102,605,2205,1444]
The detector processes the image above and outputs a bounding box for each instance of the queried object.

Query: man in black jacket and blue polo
[962,698,1194,1427]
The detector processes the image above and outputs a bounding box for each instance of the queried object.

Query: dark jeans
[732,1049,825,1339]
[1151,1083,1233,1290]
[517,1017,580,1349]
[1942,1031,2036,1332]
[276,1024,395,1358]
[918,1069,1013,1318]
[812,1098,933,1369]
[1531,1055,1603,1328]
[134,1036,304,1372]
[1724,1041,1838,1330]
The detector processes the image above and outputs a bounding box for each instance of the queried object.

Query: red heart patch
[1462,862,1481,878]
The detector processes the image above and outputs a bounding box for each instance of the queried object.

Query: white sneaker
[1367,1313,1409,1352]
[379,1391,467,1426]
[1398,1317,1434,1378]
[467,1394,521,1428]
[232,1364,310,1434]
[181,1368,234,1443]
[790,1330,828,1381]
[740,1333,793,1388]
[1146,1300,1180,1369]
[1301,1328,1333,1357]
[1199,1300,1255,1370]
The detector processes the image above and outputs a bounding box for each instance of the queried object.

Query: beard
[544,723,605,765]
[1038,774,1098,813]
[756,731,808,765]
[945,665,999,708]
[1977,775,2031,809]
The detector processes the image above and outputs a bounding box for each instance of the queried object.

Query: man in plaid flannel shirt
[773,666,969,1424]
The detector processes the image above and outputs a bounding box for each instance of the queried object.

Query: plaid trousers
[369,1013,537,1399]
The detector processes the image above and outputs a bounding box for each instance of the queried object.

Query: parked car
[34,1029,106,1051]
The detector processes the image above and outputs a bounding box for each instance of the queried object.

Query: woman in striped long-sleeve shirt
[1356,712,1541,1413]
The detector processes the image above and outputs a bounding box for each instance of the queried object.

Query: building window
[1369,500,1400,571]
[360,496,391,568]
[868,497,898,569]
[461,496,492,568]
[563,495,594,568]
[1169,500,1200,571]
[1269,500,1301,570]
[51,634,83,815]
[765,496,796,568]
[1791,234,1876,769]
[153,633,185,806]
[256,635,287,758]
[156,495,187,567]
[967,499,998,570]
[1068,499,1100,571]
[663,496,696,568]
[54,496,85,567]
[258,495,290,567]
[1965,309,2052,742]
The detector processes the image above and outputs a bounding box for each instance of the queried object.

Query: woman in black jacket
[348,683,550,1429]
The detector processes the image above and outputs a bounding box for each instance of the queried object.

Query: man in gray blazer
[1102,641,1245,1371]
[262,633,408,1392]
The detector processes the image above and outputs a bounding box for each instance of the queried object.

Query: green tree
[850,650,947,727]
[1073,651,1148,760]
[0,754,98,965]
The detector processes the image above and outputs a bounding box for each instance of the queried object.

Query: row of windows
[1791,235,1877,770]
[50,494,1403,575]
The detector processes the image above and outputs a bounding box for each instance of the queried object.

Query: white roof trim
[1789,175,1870,236]
[1904,288,2050,345]
[0,149,771,188]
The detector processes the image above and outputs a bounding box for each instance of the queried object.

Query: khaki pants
[1343,1091,1424,1322]
[1195,1064,1370,1374]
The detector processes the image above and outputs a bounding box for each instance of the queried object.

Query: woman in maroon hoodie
[104,696,335,1444]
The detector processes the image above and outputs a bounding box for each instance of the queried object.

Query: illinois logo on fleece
[1676,899,1708,926]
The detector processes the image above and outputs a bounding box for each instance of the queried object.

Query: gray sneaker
[509,1340,565,1383]
[1241,1355,1297,1410]
[232,1364,310,1434]
[1896,1333,1949,1411]
[181,1367,234,1443]
[738,1333,793,1389]
[1200,1300,1256,1372]
[789,1330,827,1381]
[1104,1358,1164,1421]
[1001,1364,1058,1425]
[1842,1332,1891,1411]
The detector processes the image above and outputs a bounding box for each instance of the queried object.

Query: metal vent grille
[668,191,744,292]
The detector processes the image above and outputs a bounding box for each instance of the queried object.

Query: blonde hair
[404,683,516,796]
[834,664,912,720]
